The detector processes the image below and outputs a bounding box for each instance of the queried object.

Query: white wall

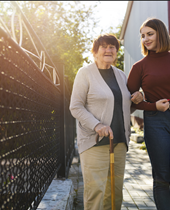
[124,1,169,118]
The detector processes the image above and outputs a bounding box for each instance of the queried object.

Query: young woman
[127,18,170,210]
[70,34,143,210]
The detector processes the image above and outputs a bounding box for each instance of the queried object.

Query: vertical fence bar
[57,62,66,178]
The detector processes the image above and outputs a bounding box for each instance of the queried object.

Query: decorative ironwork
[0,1,76,209]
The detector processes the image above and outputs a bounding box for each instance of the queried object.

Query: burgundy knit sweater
[127,50,170,111]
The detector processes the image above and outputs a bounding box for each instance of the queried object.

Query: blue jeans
[144,110,170,210]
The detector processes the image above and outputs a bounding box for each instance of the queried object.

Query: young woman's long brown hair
[140,18,170,56]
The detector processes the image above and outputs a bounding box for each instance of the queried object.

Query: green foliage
[140,142,147,151]
[115,26,124,71]
[132,126,144,136]
[108,24,124,71]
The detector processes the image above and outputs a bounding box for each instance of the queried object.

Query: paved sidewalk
[69,140,156,210]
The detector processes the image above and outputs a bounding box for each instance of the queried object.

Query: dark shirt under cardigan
[95,67,127,147]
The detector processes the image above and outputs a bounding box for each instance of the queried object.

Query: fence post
[57,62,66,178]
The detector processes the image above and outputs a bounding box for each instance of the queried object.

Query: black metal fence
[0,27,76,209]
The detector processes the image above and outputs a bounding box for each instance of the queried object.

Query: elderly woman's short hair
[91,33,120,56]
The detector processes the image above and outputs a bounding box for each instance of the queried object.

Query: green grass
[140,141,147,150]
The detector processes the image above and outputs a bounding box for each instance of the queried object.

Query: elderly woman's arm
[69,68,100,131]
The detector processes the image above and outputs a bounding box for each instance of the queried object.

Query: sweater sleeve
[69,68,100,131]
[127,63,157,111]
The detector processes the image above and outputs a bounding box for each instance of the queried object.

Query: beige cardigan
[69,63,132,154]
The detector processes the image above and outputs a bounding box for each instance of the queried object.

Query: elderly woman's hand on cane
[94,123,114,139]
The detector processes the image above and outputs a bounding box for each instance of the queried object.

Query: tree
[108,24,124,71]
[115,24,124,71]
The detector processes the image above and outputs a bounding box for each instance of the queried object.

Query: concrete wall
[124,1,169,119]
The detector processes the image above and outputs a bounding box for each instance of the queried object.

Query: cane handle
[95,134,99,143]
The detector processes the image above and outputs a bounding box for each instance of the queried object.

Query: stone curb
[37,179,74,210]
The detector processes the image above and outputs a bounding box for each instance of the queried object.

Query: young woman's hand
[156,99,169,112]
[131,91,144,104]
[94,123,114,139]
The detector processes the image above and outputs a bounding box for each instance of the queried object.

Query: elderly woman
[70,34,142,210]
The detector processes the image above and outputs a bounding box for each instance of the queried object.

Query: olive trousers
[80,143,127,210]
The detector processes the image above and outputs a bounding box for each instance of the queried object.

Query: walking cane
[96,134,115,210]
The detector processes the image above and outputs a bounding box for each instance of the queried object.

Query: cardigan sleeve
[127,63,157,111]
[69,68,100,131]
